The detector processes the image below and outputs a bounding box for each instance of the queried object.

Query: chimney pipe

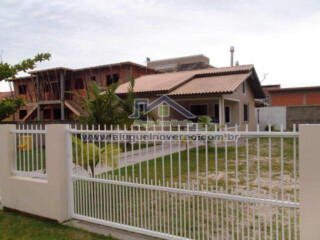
[230,46,234,67]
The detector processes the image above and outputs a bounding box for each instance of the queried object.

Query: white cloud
[0,0,319,91]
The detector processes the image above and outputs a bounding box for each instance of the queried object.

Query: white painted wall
[0,125,70,222]
[255,107,287,130]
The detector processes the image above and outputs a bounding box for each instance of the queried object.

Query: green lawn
[106,137,298,197]
[91,137,299,239]
[0,209,117,240]
[16,148,46,172]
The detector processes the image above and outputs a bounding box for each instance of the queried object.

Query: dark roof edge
[28,61,158,75]
[262,84,281,88]
[148,54,210,65]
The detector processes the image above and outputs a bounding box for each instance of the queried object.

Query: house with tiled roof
[8,62,158,121]
[116,64,265,130]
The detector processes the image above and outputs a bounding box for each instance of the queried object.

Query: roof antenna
[230,46,234,67]
[261,73,269,83]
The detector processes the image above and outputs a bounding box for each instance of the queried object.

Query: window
[18,85,27,95]
[106,74,119,86]
[65,79,71,91]
[106,75,112,86]
[75,78,84,89]
[113,74,119,84]
[138,104,147,121]
[19,110,27,119]
[53,108,61,120]
[190,105,207,116]
[43,109,51,119]
[214,104,219,119]
[242,81,246,94]
[90,76,96,81]
[243,104,249,122]
[225,106,231,123]
[44,83,50,92]
[158,105,169,117]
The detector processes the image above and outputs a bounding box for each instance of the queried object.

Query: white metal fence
[12,124,46,179]
[68,124,299,239]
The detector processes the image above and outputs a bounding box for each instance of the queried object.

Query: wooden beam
[97,68,102,86]
[84,71,89,99]
[36,75,41,120]
[60,71,65,120]
[38,100,62,105]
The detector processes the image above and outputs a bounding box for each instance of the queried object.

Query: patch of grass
[0,209,117,240]
[76,137,299,239]
[16,148,46,172]
[105,137,298,197]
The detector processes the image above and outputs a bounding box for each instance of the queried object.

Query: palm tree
[72,77,136,129]
[72,136,121,177]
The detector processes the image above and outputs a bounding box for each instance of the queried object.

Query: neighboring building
[259,84,281,105]
[268,86,320,106]
[116,65,265,130]
[9,62,158,121]
[147,54,214,72]
[0,91,12,101]
[256,85,320,130]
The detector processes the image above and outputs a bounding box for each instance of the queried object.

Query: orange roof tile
[168,73,251,96]
[116,65,254,94]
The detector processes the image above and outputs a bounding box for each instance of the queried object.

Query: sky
[1,0,320,92]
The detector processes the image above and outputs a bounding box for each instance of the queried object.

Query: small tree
[72,136,121,177]
[75,81,122,129]
[0,53,51,120]
[74,77,136,129]
[0,53,51,81]
[0,98,25,121]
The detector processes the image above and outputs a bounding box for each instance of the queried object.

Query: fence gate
[67,124,299,239]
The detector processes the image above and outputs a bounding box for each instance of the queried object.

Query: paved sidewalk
[65,219,158,240]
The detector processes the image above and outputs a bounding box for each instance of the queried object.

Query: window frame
[214,103,220,119]
[106,74,120,86]
[43,109,51,119]
[18,85,27,95]
[189,104,208,116]
[242,81,246,95]
[53,108,61,120]
[74,78,84,90]
[243,103,249,122]
[158,104,170,117]
[224,105,231,124]
[19,110,27,119]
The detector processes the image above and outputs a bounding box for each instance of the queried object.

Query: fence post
[66,125,73,219]
[45,124,70,222]
[300,124,320,239]
[0,124,15,210]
